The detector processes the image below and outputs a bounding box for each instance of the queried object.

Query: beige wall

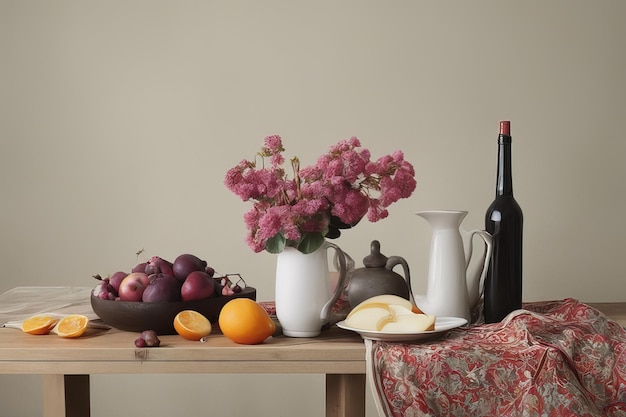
[1,1,624,416]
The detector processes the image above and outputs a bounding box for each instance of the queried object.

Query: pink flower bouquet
[225,135,417,254]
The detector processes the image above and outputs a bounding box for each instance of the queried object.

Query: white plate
[336,316,468,342]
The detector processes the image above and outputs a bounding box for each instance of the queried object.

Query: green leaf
[296,232,325,254]
[265,233,286,254]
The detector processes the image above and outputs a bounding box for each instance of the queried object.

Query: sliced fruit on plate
[345,294,435,332]
[388,304,416,317]
[350,294,423,314]
[380,311,436,332]
[345,303,395,331]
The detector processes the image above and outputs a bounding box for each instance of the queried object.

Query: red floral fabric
[368,298,626,417]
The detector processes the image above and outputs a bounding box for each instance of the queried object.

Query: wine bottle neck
[496,134,513,196]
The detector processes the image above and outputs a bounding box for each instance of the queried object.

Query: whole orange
[218,298,275,344]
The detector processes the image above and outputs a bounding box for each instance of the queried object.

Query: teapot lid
[363,240,388,268]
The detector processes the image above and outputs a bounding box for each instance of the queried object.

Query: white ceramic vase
[274,241,348,337]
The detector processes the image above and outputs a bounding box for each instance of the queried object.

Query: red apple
[181,270,215,301]
[118,272,150,301]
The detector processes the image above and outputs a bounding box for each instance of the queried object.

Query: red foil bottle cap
[499,121,510,136]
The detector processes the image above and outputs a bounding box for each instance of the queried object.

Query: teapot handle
[385,256,413,304]
[320,241,348,323]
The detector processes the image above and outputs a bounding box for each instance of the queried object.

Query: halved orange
[55,315,89,338]
[173,310,212,341]
[21,315,59,335]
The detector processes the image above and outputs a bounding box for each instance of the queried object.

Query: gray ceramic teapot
[347,240,412,308]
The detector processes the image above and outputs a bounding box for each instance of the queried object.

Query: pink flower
[263,135,283,152]
[224,135,417,254]
[257,206,288,241]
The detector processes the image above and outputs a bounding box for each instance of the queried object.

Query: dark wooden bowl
[91,287,256,334]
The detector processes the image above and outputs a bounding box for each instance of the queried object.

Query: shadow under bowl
[91,287,256,334]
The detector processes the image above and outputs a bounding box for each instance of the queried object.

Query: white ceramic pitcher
[274,241,348,337]
[413,210,493,322]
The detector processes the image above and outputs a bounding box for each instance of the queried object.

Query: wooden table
[0,302,624,417]
[0,322,367,417]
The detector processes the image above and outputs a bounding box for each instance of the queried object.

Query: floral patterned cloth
[367,298,626,417]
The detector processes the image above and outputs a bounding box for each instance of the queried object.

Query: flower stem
[291,156,301,200]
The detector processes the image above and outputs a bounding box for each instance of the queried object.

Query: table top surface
[0,324,364,360]
[0,302,624,375]
[0,322,367,374]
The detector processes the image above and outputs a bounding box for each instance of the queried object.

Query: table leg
[326,373,366,417]
[43,375,65,417]
[43,374,90,417]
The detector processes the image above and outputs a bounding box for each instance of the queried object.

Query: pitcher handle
[320,241,348,323]
[466,229,493,301]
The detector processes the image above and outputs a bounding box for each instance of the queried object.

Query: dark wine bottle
[484,120,523,323]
